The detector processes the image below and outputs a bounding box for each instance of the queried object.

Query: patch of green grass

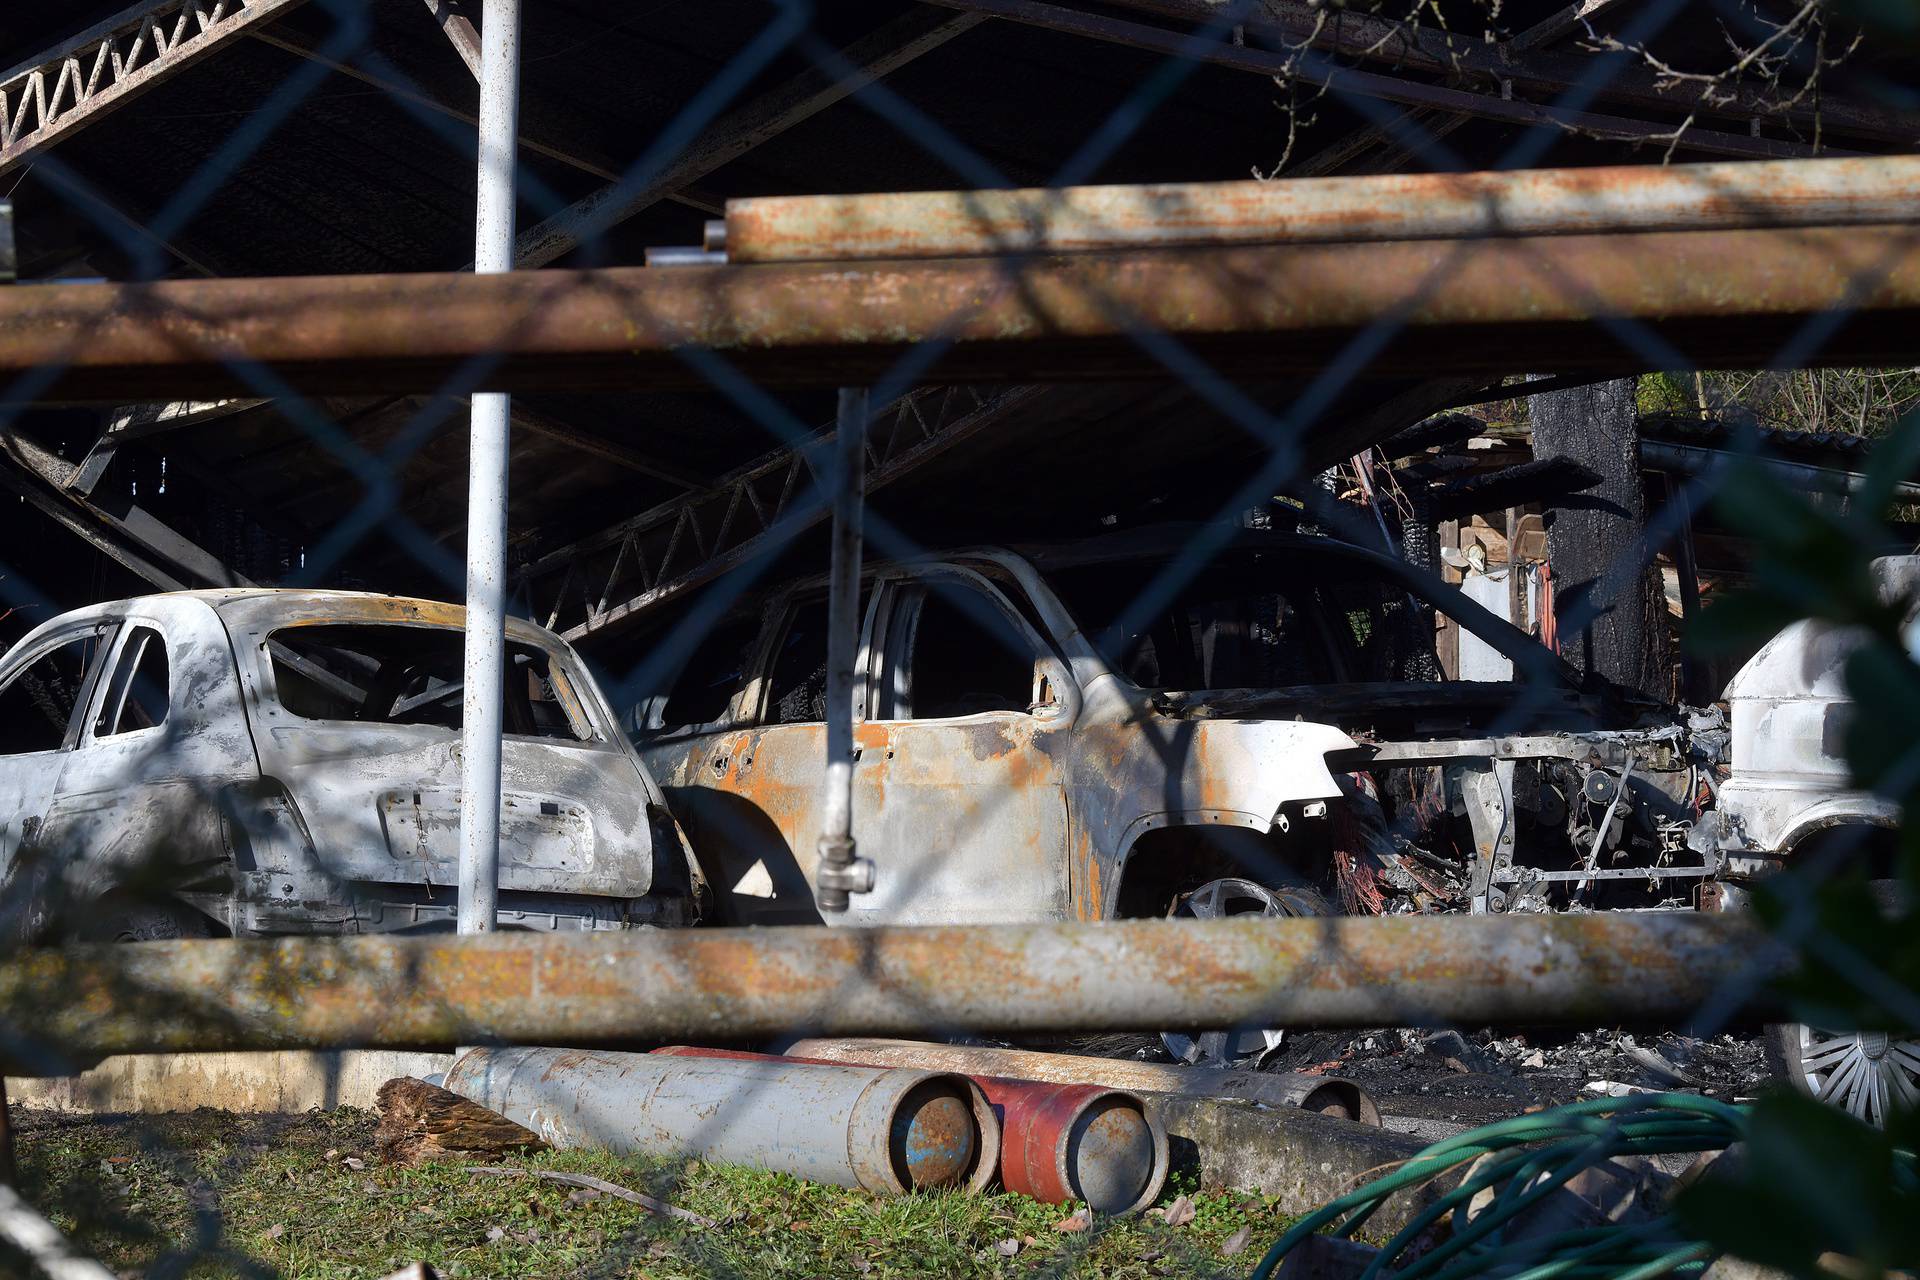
[11,1107,1292,1278]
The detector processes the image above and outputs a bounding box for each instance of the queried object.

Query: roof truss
[0,0,312,176]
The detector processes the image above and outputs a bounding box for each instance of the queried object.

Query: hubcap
[1162,878,1317,1067]
[1789,1025,1920,1127]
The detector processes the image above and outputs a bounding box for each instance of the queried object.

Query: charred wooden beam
[1381,414,1487,458]
[1426,456,1603,522]
[1532,380,1670,702]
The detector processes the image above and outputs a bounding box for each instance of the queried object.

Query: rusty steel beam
[921,0,1846,161]
[0,426,250,590]
[420,0,483,78]
[0,0,312,176]
[0,914,1784,1073]
[722,155,1920,262]
[1,224,1917,401]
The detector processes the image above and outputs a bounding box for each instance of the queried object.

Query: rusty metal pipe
[815,387,874,913]
[654,1046,1170,1213]
[445,1046,998,1196]
[722,156,1920,264]
[784,1039,1381,1126]
[0,915,1784,1075]
[3,226,1918,402]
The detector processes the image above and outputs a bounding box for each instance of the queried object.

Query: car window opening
[266,624,589,740]
[1049,553,1453,690]
[658,615,760,729]
[0,633,107,755]
[95,626,169,737]
[904,582,1036,718]
[766,599,832,725]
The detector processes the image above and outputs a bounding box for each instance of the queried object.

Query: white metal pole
[457,0,521,935]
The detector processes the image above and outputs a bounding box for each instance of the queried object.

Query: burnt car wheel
[1161,878,1331,1067]
[1765,1023,1920,1126]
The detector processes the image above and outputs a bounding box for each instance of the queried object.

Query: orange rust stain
[420,946,536,1003]
[271,595,472,631]
[1064,824,1103,921]
[1124,923,1266,996]
[676,931,850,1000]
[891,927,1072,997]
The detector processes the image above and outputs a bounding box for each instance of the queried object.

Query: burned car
[1694,556,1920,1124]
[636,523,1908,1108]
[631,525,1709,940]
[0,590,701,941]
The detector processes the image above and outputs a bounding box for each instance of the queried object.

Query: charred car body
[0,591,701,940]
[635,525,1912,1109]
[632,526,1721,932]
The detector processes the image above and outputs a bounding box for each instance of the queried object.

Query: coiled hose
[1251,1095,1748,1280]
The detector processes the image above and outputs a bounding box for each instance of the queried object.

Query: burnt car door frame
[0,614,120,932]
[639,582,881,924]
[854,562,1080,924]
[45,602,248,915]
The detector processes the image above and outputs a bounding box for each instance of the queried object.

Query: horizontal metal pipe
[653,1045,1170,1213]
[0,914,1783,1074]
[784,1039,1381,1127]
[722,156,1920,263]
[643,246,727,267]
[1639,438,1920,503]
[445,1046,997,1195]
[3,225,1918,401]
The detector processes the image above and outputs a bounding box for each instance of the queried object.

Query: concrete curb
[7,1051,455,1114]
[1146,1094,1455,1235]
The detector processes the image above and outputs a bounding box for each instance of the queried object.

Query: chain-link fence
[0,0,1916,1275]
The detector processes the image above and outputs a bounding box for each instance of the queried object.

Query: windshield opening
[266,623,592,741]
[1047,550,1454,690]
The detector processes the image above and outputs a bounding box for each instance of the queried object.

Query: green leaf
[1676,1095,1918,1276]
[1852,407,1920,526]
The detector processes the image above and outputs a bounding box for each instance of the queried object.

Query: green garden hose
[1250,1095,1746,1280]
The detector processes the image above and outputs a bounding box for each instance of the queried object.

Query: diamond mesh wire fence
[0,0,1916,1275]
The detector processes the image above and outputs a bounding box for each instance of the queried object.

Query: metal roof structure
[1,0,1914,656]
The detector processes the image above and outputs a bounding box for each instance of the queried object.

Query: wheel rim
[1789,1025,1920,1126]
[1161,878,1314,1067]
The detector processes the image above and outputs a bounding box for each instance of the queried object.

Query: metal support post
[1668,474,1709,706]
[816,387,876,913]
[457,0,521,935]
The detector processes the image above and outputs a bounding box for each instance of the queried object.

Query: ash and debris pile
[1262,1026,1770,1121]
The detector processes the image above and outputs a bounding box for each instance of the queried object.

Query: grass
[10,1106,1291,1279]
